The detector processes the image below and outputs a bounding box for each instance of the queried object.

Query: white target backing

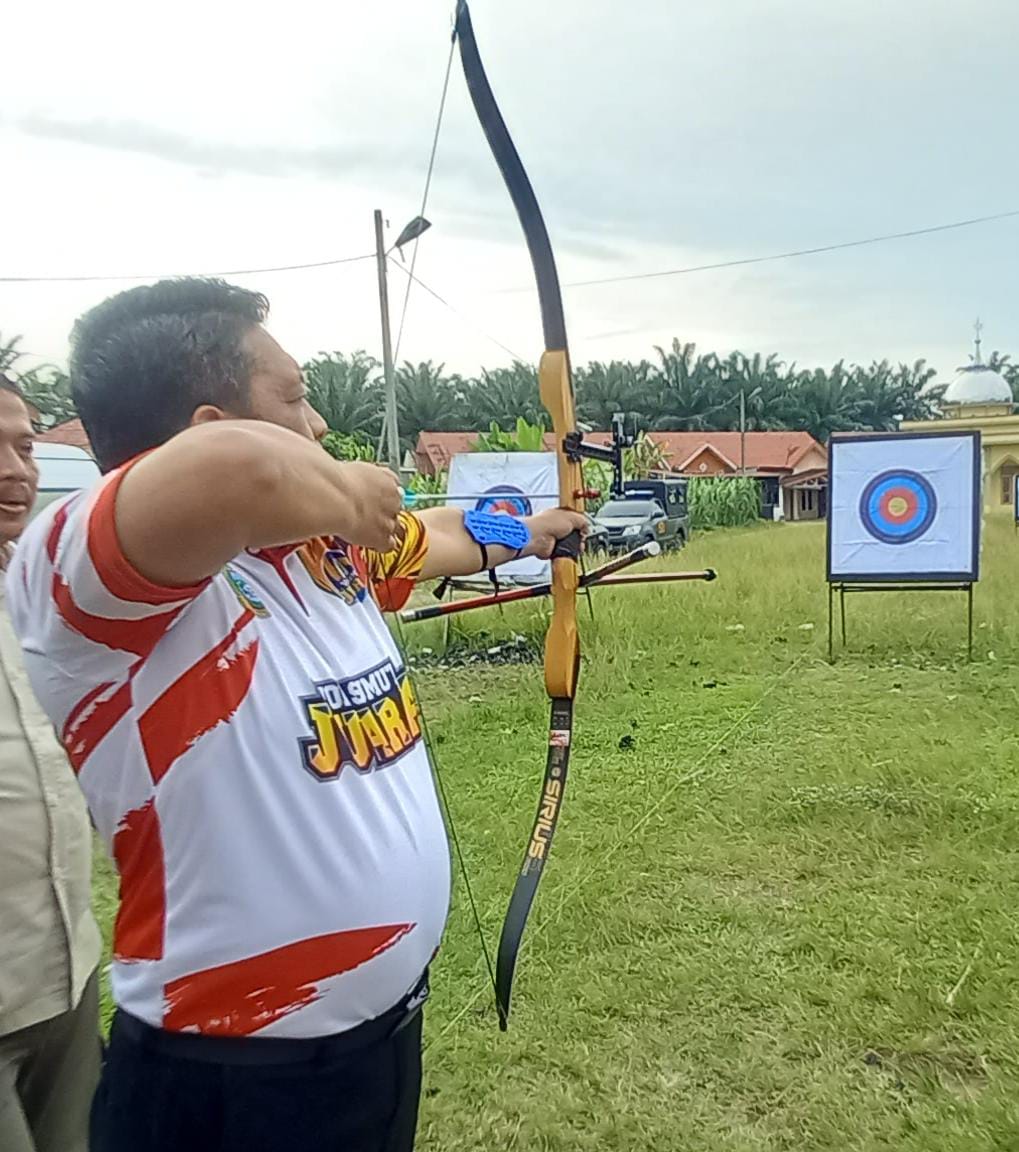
[827,431,980,582]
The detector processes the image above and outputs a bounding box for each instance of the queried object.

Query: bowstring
[381,18,498,1006]
[391,33,457,369]
[383,6,591,1018]
[383,536,499,1009]
[424,647,813,1048]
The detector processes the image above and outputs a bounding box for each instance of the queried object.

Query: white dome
[942,365,1012,405]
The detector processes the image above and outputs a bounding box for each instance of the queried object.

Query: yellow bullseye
[887,495,909,517]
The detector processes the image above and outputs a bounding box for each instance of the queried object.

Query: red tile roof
[414,431,613,475]
[652,431,822,473]
[37,418,93,454]
[414,429,823,476]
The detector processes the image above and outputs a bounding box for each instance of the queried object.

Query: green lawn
[92,519,1019,1150]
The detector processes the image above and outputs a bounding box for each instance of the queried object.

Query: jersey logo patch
[224,567,270,617]
[299,659,422,780]
[298,540,367,606]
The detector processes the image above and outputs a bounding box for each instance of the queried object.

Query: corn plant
[321,430,377,462]
[406,470,448,496]
[689,476,761,528]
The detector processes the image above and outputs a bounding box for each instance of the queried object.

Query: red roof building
[37,418,93,454]
[414,429,823,479]
[413,430,614,476]
[651,431,824,477]
[413,427,827,521]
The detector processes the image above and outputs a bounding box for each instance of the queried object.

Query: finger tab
[551,530,582,560]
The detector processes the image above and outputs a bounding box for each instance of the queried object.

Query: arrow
[401,542,717,624]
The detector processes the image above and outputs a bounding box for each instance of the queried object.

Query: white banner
[827,431,980,582]
[446,452,558,581]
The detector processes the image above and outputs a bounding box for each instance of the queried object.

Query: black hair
[69,277,270,472]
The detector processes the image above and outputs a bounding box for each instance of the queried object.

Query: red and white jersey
[6,464,450,1038]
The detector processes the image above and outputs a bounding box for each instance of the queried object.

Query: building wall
[783,486,823,522]
[681,447,730,476]
[901,412,1019,514]
[793,444,827,474]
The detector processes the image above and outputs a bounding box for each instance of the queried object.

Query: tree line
[292,340,1019,452]
[5,331,1018,448]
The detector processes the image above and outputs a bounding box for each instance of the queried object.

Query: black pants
[90,1006,423,1152]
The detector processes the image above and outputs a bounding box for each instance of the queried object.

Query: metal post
[374,210,401,475]
[827,582,834,662]
[840,584,847,647]
[739,389,746,475]
[967,583,974,662]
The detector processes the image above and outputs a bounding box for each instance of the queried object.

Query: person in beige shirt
[0,374,101,1152]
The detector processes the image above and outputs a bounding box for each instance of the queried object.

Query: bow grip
[551,529,582,561]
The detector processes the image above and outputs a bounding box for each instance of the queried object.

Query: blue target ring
[859,469,937,544]
[474,485,533,517]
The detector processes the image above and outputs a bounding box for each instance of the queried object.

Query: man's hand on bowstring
[336,461,404,552]
[520,509,589,559]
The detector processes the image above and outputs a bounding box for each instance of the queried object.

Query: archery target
[474,485,534,518]
[859,470,937,544]
[447,452,558,581]
[827,432,980,582]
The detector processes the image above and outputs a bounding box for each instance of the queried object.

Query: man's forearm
[415,506,522,580]
[116,422,401,587]
[415,506,589,580]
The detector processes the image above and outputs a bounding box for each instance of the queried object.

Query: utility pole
[739,388,746,476]
[374,209,401,475]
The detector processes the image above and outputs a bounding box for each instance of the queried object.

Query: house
[415,428,827,521]
[650,431,827,521]
[413,430,614,476]
[37,417,93,455]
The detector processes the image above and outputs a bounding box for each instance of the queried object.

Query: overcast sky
[3,0,1017,385]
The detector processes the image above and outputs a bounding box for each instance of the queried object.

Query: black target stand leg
[839,584,847,648]
[967,583,974,663]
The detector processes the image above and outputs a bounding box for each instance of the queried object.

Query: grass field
[92,518,1019,1150]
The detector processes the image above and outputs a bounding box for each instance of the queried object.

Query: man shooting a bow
[7,277,585,1152]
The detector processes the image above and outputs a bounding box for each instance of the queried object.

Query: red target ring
[859,470,937,544]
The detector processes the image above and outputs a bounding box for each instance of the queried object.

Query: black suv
[593,480,690,552]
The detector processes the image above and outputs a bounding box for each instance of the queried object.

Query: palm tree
[720,352,792,431]
[302,351,383,438]
[650,340,726,430]
[853,358,937,428]
[395,360,468,448]
[779,360,863,442]
[464,363,546,429]
[574,359,655,429]
[0,333,25,375]
[987,351,1019,401]
[0,332,76,425]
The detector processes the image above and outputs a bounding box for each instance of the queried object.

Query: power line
[387,258,524,362]
[5,206,1014,291]
[0,251,375,285]
[552,207,1019,292]
[391,33,458,367]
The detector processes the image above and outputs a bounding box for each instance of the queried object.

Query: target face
[828,431,979,582]
[859,470,937,544]
[474,485,533,517]
[447,451,556,581]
